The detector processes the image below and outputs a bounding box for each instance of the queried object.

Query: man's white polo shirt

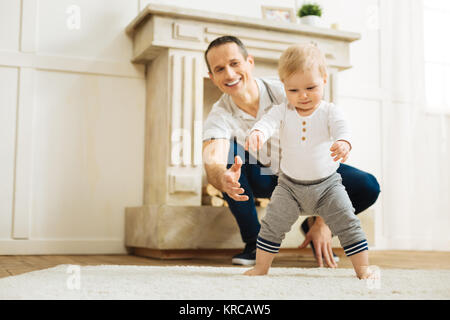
[202,77,286,174]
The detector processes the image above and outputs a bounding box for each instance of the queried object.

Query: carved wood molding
[127,4,360,70]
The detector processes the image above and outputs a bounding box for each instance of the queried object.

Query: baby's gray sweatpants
[257,172,368,257]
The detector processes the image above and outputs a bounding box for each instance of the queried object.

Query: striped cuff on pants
[256,236,281,253]
[343,239,368,256]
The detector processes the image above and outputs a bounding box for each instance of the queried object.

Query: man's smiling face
[206,42,255,96]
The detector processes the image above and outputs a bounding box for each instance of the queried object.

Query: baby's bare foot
[357,266,380,280]
[243,267,268,276]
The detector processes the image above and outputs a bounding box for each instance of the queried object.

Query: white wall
[0,0,448,254]
[377,0,450,250]
[0,0,146,254]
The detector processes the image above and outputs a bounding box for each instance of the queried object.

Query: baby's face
[283,68,326,114]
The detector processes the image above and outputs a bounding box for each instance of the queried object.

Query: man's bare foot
[243,267,268,276]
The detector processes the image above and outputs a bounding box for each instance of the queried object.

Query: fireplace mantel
[126,4,360,41]
[125,4,360,69]
[124,4,366,255]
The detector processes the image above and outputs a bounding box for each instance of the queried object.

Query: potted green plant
[298,3,323,26]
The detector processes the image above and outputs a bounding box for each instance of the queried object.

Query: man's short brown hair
[204,36,248,73]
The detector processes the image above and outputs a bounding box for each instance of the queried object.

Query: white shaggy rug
[0,264,449,300]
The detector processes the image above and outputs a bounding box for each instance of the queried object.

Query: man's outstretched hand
[221,155,249,201]
[299,217,338,268]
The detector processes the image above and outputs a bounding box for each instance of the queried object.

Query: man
[202,36,380,267]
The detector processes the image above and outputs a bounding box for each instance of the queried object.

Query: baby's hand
[245,130,265,151]
[330,140,351,163]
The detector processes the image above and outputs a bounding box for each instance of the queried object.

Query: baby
[244,43,373,279]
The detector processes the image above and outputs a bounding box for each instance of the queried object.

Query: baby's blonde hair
[278,43,327,82]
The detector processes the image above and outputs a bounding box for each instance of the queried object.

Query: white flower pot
[299,15,322,27]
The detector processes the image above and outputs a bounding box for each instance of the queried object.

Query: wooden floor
[1,250,450,279]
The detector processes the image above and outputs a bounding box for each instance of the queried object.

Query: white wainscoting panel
[27,70,145,240]
[0,0,20,51]
[37,0,139,61]
[0,66,19,239]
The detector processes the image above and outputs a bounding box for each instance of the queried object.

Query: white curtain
[381,0,450,250]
